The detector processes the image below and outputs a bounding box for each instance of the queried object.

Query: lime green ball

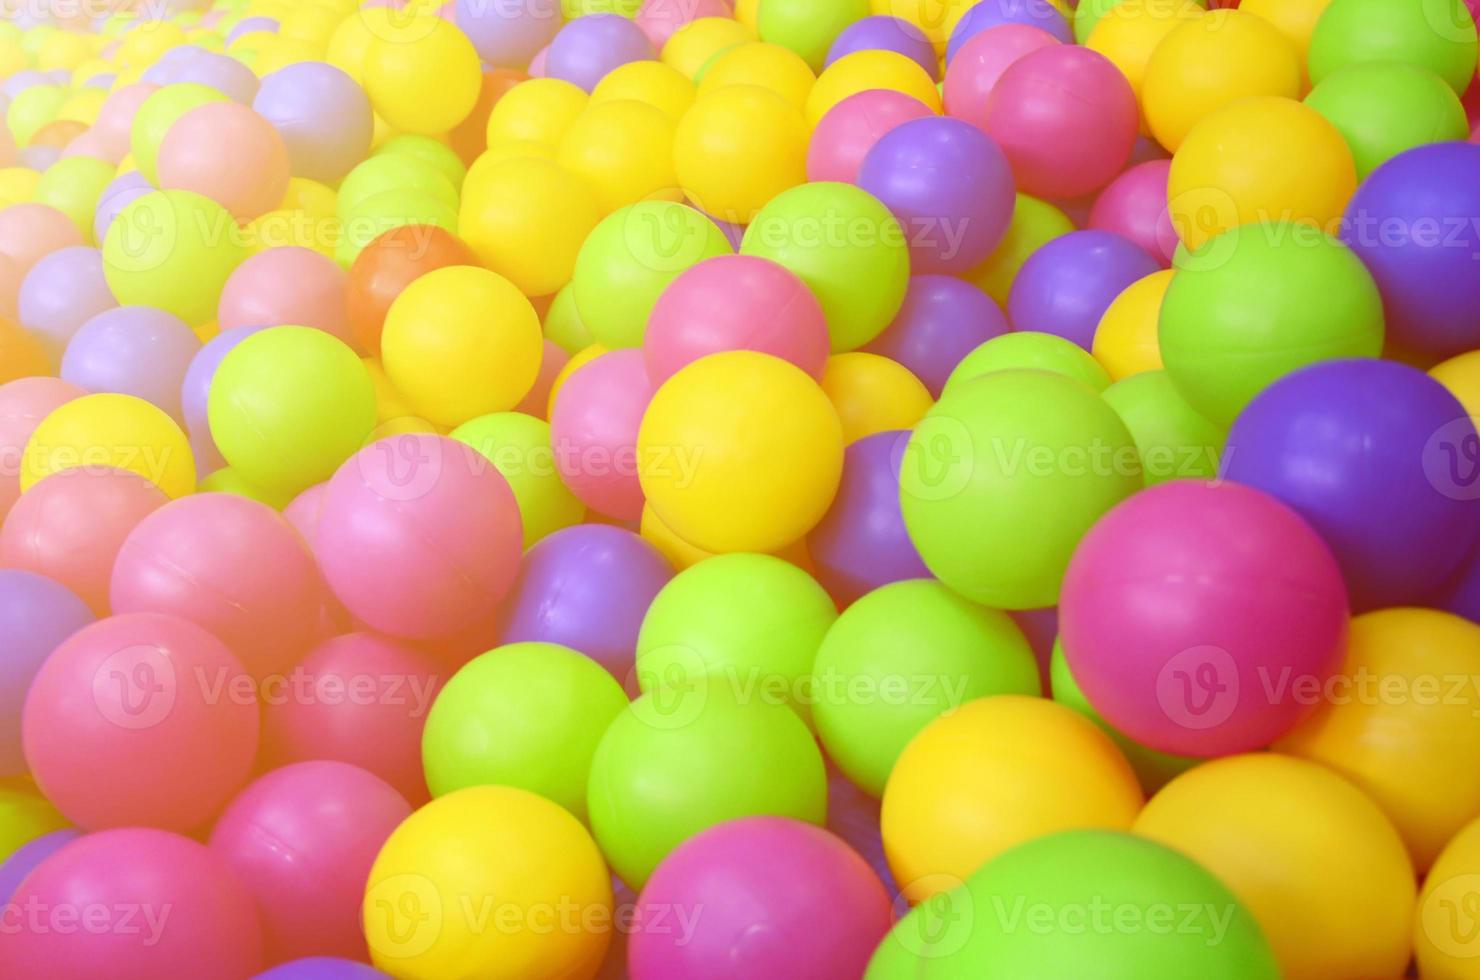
[336,154,459,220]
[571,201,732,349]
[965,194,1077,307]
[1304,61,1469,178]
[813,579,1041,797]
[742,182,910,352]
[635,553,837,722]
[1050,640,1197,792]
[1159,224,1384,427]
[103,189,248,326]
[422,642,628,820]
[900,369,1140,609]
[207,325,376,495]
[1309,0,1478,93]
[865,888,977,979]
[1075,0,1208,44]
[373,133,468,190]
[563,0,641,17]
[757,0,871,71]
[543,282,593,355]
[1101,370,1225,486]
[450,412,586,548]
[129,82,230,184]
[196,466,294,509]
[586,679,828,888]
[335,189,459,267]
[6,84,67,147]
[33,156,115,244]
[944,332,1112,398]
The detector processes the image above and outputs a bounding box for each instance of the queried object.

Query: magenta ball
[863,274,1008,396]
[1007,229,1160,349]
[630,816,892,980]
[982,44,1138,199]
[252,62,373,184]
[947,0,1073,61]
[217,247,353,347]
[546,14,654,92]
[22,612,259,831]
[857,116,1015,274]
[0,570,92,776]
[500,523,673,682]
[1060,480,1350,758]
[550,349,655,521]
[314,435,522,640]
[806,89,934,185]
[209,761,411,963]
[646,254,830,384]
[825,16,938,80]
[180,324,267,470]
[17,246,118,363]
[806,430,930,606]
[0,829,263,980]
[943,24,1061,140]
[456,0,561,69]
[1089,159,1176,267]
[60,305,202,423]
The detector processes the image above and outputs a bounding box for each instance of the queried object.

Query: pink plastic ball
[281,481,326,542]
[259,631,444,805]
[0,377,83,521]
[630,816,892,980]
[943,23,1061,133]
[91,82,159,162]
[0,828,264,980]
[0,204,84,318]
[1060,480,1350,758]
[982,45,1138,200]
[1088,159,1177,267]
[22,612,260,831]
[110,493,325,679]
[60,130,118,164]
[156,101,291,221]
[217,247,353,347]
[529,44,549,77]
[806,89,935,185]
[209,761,411,963]
[550,349,655,521]
[314,435,523,639]
[635,0,732,49]
[0,467,170,614]
[645,255,829,385]
[513,338,568,420]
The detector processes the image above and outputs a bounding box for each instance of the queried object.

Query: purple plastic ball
[0,570,93,775]
[545,14,655,93]
[16,145,60,172]
[1439,547,1480,624]
[180,325,267,470]
[826,16,938,80]
[0,830,81,903]
[252,959,391,980]
[947,0,1074,61]
[1341,142,1480,358]
[16,246,118,363]
[253,62,374,184]
[864,275,1009,397]
[225,16,278,46]
[1226,358,1480,610]
[93,171,152,246]
[857,116,1015,275]
[499,523,674,683]
[143,47,260,104]
[455,0,562,70]
[1007,229,1159,349]
[61,306,202,424]
[807,430,931,606]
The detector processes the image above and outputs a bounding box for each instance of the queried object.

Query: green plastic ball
[635,553,837,722]
[965,193,1077,308]
[742,181,911,353]
[422,642,629,820]
[335,188,459,267]
[196,466,294,510]
[586,679,828,888]
[33,156,115,243]
[1305,61,1469,178]
[1101,370,1225,486]
[207,325,377,495]
[336,154,459,220]
[450,411,587,548]
[813,579,1041,797]
[6,84,66,147]
[1075,0,1208,44]
[1158,223,1384,427]
[757,0,872,71]
[563,0,641,16]
[543,282,593,355]
[900,369,1140,609]
[1308,0,1478,93]
[944,332,1112,398]
[129,82,230,184]
[373,133,469,190]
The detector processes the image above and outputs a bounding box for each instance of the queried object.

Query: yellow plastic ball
[1278,608,1480,873]
[674,84,808,224]
[1135,754,1416,980]
[639,502,713,570]
[0,167,39,207]
[735,0,760,29]
[699,41,817,108]
[590,60,696,122]
[1240,0,1333,67]
[382,266,544,428]
[1093,268,1172,380]
[362,15,481,136]
[637,351,845,555]
[882,696,1144,903]
[55,88,107,129]
[279,4,342,45]
[364,357,417,423]
[324,8,381,83]
[21,393,197,499]
[37,29,92,72]
[1087,0,1205,131]
[460,156,602,297]
[485,78,589,152]
[547,342,607,416]
[255,36,329,76]
[1141,8,1302,151]
[1432,350,1480,421]
[873,0,976,55]
[820,353,933,443]
[556,99,680,214]
[280,177,337,220]
[0,785,68,864]
[470,141,556,175]
[805,49,941,126]
[1416,814,1480,978]
[962,193,1076,306]
[662,16,755,80]
[118,20,187,68]
[241,208,340,258]
[1168,95,1356,251]
[0,38,28,80]
[363,786,613,980]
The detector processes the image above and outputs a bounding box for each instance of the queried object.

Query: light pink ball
[514,337,569,420]
[529,44,550,77]
[60,129,119,164]
[550,348,654,521]
[92,82,160,162]
[110,492,325,679]
[0,376,84,521]
[313,434,523,639]
[218,246,353,347]
[0,204,84,319]
[635,0,732,49]
[156,101,291,221]
[806,89,935,184]
[209,761,411,963]
[0,466,170,614]
[943,23,1061,134]
[646,254,829,384]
